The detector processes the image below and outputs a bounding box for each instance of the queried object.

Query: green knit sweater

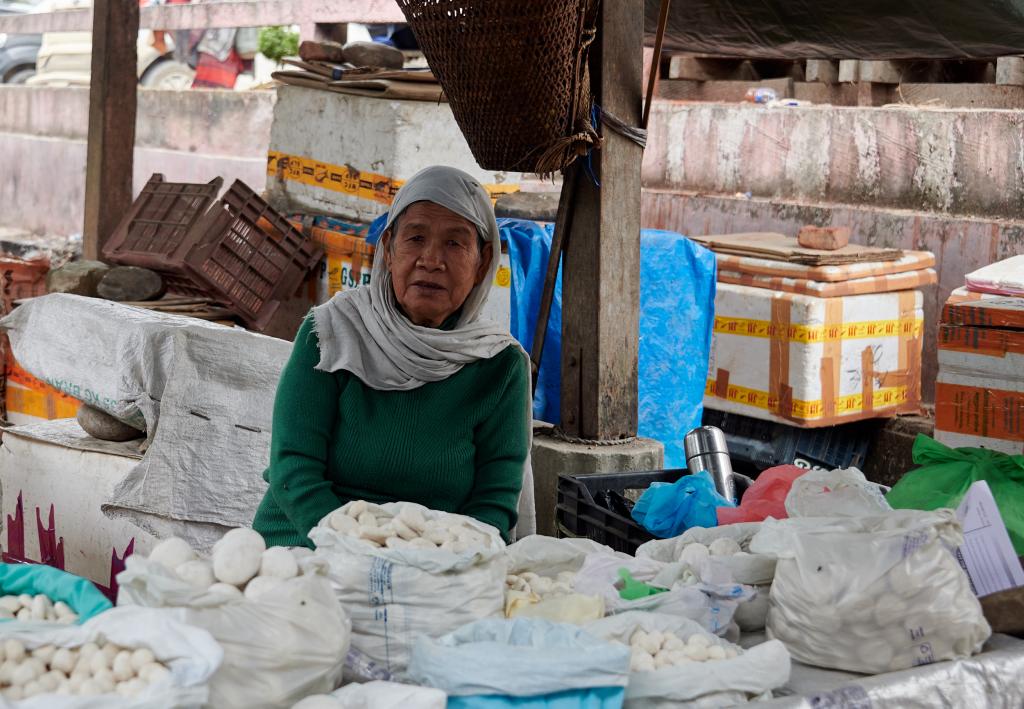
[252,316,530,547]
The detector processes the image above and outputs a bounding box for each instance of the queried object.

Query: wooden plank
[82,0,138,261]
[806,59,839,84]
[0,0,403,34]
[658,77,794,102]
[996,56,1024,86]
[560,0,643,439]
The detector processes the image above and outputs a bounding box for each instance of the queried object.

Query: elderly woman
[253,166,534,547]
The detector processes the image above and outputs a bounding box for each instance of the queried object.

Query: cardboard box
[935,290,1024,454]
[0,420,156,591]
[705,282,924,427]
[265,86,520,223]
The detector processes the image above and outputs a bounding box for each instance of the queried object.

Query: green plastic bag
[0,563,112,623]
[887,435,1024,555]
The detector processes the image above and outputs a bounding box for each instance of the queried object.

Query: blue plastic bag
[631,471,737,538]
[0,563,112,623]
[407,618,630,709]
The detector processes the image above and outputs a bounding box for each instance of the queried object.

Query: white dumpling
[679,542,710,568]
[212,528,266,586]
[708,537,743,556]
[208,583,244,600]
[175,560,216,591]
[258,547,299,580]
[148,537,196,571]
[243,575,285,602]
[328,510,359,535]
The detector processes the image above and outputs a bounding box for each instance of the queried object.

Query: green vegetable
[259,26,300,64]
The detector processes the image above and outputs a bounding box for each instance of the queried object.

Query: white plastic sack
[504,536,620,622]
[573,552,747,637]
[750,509,991,674]
[326,681,446,709]
[784,467,891,518]
[407,618,631,699]
[309,501,508,680]
[117,556,349,709]
[636,523,776,631]
[0,605,222,709]
[586,611,791,708]
[0,294,292,552]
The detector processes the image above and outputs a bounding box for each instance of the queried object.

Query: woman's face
[383,201,492,328]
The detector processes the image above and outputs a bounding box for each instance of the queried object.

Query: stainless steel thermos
[683,425,736,502]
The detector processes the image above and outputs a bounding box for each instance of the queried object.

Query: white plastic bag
[504,536,617,622]
[784,467,891,518]
[309,501,508,680]
[586,611,791,708]
[573,551,747,637]
[750,509,991,674]
[327,681,446,709]
[407,618,630,701]
[117,556,349,709]
[637,523,775,631]
[0,605,222,709]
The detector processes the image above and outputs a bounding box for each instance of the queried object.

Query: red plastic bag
[716,465,807,525]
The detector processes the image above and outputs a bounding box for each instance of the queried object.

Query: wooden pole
[560,0,643,439]
[83,0,138,261]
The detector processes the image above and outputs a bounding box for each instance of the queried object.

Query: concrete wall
[0,86,274,236]
[641,101,1024,404]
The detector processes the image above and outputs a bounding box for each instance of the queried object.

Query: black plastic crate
[702,409,877,475]
[556,469,684,554]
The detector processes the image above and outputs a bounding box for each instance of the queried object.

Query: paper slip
[955,480,1024,597]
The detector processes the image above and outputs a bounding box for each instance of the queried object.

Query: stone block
[797,225,851,250]
[96,266,166,302]
[45,260,108,297]
[76,404,145,442]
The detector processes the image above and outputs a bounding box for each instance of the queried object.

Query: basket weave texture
[398,0,599,173]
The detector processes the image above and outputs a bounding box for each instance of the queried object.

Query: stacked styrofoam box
[706,282,923,427]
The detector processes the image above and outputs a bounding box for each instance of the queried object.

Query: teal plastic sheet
[407,618,630,708]
[0,563,112,623]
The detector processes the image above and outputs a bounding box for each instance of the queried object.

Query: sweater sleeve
[460,347,531,541]
[266,315,343,541]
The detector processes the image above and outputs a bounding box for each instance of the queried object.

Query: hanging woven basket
[397,0,600,174]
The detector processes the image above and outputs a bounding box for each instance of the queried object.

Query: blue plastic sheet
[631,471,737,538]
[407,618,630,708]
[367,213,717,464]
[0,563,111,623]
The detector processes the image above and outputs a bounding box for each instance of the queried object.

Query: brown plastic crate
[103,174,223,270]
[182,180,324,330]
[103,174,322,331]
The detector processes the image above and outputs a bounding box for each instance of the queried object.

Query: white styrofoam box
[705,282,923,426]
[265,86,520,223]
[0,420,156,588]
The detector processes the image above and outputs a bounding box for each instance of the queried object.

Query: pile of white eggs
[0,595,77,624]
[148,528,310,602]
[505,571,576,599]
[0,638,169,700]
[676,537,745,568]
[627,629,739,672]
[328,502,492,553]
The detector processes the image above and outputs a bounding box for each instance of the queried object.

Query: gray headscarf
[311,165,536,537]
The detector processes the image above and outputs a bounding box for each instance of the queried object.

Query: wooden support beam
[560,1,643,439]
[83,0,138,261]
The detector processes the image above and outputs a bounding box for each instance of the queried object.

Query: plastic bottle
[744,87,777,104]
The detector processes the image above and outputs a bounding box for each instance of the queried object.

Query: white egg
[53,601,74,619]
[0,660,16,683]
[79,679,102,696]
[11,660,40,686]
[3,640,25,663]
[77,642,99,661]
[629,650,656,673]
[32,644,56,665]
[140,662,170,684]
[0,596,20,614]
[212,528,266,586]
[37,670,61,692]
[130,648,156,673]
[89,650,110,673]
[662,633,685,651]
[148,537,197,571]
[708,537,743,556]
[93,667,116,693]
[175,560,216,590]
[707,645,727,660]
[16,594,32,608]
[687,634,711,649]
[685,644,709,662]
[3,686,22,701]
[21,680,42,698]
[208,582,244,599]
[15,608,31,621]
[112,651,134,681]
[679,542,711,568]
[259,547,300,580]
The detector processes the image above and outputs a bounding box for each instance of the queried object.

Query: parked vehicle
[0,0,43,83]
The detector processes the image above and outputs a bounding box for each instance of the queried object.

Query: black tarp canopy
[645,1,1024,59]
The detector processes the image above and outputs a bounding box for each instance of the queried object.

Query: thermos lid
[683,425,728,461]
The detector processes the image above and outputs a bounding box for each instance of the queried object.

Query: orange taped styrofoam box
[705,281,924,427]
[5,355,80,425]
[935,287,1024,454]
